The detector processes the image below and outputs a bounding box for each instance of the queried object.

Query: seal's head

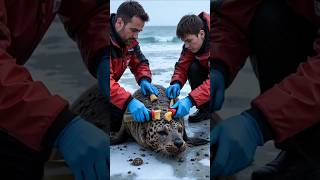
[145,118,186,156]
[130,84,187,155]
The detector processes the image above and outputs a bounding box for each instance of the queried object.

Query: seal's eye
[176,124,183,133]
[178,126,183,133]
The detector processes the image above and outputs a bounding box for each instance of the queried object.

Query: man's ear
[115,17,124,30]
[199,29,205,39]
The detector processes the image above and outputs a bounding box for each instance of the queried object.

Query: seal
[71,84,212,156]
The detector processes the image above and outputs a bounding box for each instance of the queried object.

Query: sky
[110,0,210,26]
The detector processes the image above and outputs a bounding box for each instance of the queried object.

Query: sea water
[118,26,192,98]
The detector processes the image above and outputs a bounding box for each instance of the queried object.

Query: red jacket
[110,14,152,110]
[170,12,210,107]
[0,0,108,151]
[211,0,320,142]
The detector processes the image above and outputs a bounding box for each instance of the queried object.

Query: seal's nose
[174,138,183,148]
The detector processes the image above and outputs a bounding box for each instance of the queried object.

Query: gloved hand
[210,112,264,177]
[210,69,225,111]
[171,96,193,118]
[97,53,109,101]
[55,116,109,180]
[127,98,150,122]
[140,79,159,96]
[165,83,181,99]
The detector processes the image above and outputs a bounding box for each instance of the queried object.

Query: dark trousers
[0,131,51,180]
[110,103,126,132]
[249,0,320,165]
[187,59,209,109]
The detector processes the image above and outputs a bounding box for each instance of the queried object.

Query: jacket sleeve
[170,47,195,87]
[0,2,71,151]
[213,0,320,143]
[211,0,259,86]
[58,0,109,77]
[110,60,133,110]
[252,37,320,142]
[189,76,210,107]
[128,44,152,84]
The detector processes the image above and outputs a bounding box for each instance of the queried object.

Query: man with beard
[108,1,159,132]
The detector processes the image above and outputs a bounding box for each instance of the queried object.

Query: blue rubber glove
[165,83,181,99]
[140,79,159,96]
[171,96,193,118]
[97,53,109,102]
[210,69,225,111]
[55,116,109,180]
[210,112,264,177]
[127,98,150,122]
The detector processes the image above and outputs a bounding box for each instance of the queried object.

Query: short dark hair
[176,14,204,39]
[116,0,149,24]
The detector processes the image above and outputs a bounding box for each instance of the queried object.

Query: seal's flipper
[183,128,209,146]
[110,134,128,145]
[186,137,209,146]
[182,112,221,146]
[110,126,128,145]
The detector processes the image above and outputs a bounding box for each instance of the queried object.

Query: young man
[166,12,212,123]
[0,1,109,180]
[210,0,320,179]
[109,1,159,132]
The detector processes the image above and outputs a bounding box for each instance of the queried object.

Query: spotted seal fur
[71,84,213,156]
